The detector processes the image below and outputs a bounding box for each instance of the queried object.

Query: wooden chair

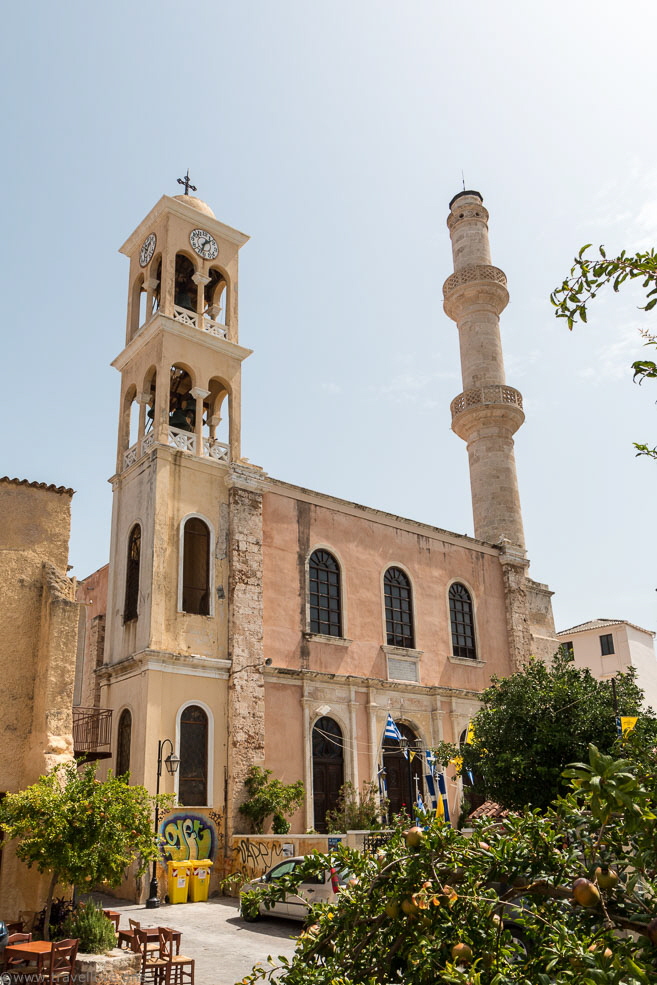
[132,929,169,985]
[158,927,194,985]
[2,932,36,978]
[37,939,79,985]
[117,917,146,951]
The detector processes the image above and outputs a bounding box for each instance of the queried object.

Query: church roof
[557,617,655,638]
[172,194,215,218]
[0,475,75,496]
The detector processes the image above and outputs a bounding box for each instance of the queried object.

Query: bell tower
[100,188,268,854]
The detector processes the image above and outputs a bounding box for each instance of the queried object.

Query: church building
[79,187,556,878]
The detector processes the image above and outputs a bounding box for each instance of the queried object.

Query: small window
[600,633,615,656]
[384,567,414,648]
[123,524,141,622]
[309,550,342,637]
[116,709,132,779]
[179,705,208,806]
[562,640,574,658]
[449,583,477,660]
[182,518,210,615]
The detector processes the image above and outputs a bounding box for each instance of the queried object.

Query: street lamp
[146,738,180,909]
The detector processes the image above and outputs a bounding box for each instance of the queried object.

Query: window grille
[182,518,210,615]
[309,550,342,637]
[384,567,414,648]
[179,705,208,806]
[449,583,477,660]
[123,524,141,622]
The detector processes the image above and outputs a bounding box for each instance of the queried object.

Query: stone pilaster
[498,542,533,671]
[226,464,268,836]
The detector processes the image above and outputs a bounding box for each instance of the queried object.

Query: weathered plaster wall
[0,477,79,919]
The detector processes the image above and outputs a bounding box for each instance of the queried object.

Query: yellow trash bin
[167,860,191,904]
[188,859,214,902]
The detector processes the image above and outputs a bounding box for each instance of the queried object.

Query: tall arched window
[182,518,210,615]
[123,524,141,622]
[309,550,342,637]
[449,583,477,660]
[116,709,132,779]
[179,705,208,806]
[312,717,344,833]
[384,567,414,648]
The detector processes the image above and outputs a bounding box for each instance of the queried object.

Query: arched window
[123,524,141,622]
[312,717,344,833]
[116,709,132,779]
[179,705,208,806]
[384,567,414,648]
[382,721,424,818]
[308,550,342,637]
[182,518,210,615]
[449,583,476,660]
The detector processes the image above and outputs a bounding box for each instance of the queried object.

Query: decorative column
[190,386,210,456]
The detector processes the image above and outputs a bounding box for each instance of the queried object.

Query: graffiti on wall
[231,838,285,882]
[159,812,217,861]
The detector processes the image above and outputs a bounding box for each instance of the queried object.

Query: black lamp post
[146,738,180,909]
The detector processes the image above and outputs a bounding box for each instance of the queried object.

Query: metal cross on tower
[177,169,197,195]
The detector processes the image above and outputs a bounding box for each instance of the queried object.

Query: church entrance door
[312,717,344,833]
[382,722,424,819]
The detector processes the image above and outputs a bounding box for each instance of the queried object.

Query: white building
[557,619,657,710]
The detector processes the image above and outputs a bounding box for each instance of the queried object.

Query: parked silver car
[240,855,347,922]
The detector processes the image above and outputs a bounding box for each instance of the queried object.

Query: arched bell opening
[174,254,197,313]
[204,267,228,328]
[129,274,145,341]
[169,365,196,438]
[142,366,157,437]
[149,256,162,318]
[312,717,344,833]
[382,722,424,820]
[120,384,138,456]
[204,378,231,462]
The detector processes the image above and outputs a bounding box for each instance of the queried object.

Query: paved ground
[91,893,299,985]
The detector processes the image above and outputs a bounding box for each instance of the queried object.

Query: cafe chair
[158,927,194,985]
[132,929,169,985]
[2,932,36,979]
[118,917,149,951]
[37,939,79,985]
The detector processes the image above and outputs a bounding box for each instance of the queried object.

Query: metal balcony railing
[73,707,113,761]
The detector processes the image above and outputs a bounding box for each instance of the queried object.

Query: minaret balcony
[172,304,227,339]
[451,385,525,441]
[122,429,229,471]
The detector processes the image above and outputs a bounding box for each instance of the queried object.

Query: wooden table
[3,939,53,973]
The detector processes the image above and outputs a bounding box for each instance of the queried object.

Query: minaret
[443,191,526,553]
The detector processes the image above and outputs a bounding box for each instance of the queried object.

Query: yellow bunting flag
[621,716,638,736]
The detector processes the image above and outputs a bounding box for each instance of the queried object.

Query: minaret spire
[443,190,526,552]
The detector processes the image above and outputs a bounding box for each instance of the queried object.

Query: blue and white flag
[437,772,451,823]
[424,751,437,810]
[384,714,408,758]
[384,714,403,741]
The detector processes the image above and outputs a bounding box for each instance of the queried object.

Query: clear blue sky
[2,0,655,636]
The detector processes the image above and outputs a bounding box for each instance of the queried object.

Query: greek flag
[384,714,403,741]
[437,772,451,823]
[384,715,408,758]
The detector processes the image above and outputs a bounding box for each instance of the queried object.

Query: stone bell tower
[444,191,557,665]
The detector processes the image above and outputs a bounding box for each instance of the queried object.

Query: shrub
[238,766,304,834]
[325,781,387,833]
[62,902,117,954]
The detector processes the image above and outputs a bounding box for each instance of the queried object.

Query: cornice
[111,312,253,371]
[119,195,250,257]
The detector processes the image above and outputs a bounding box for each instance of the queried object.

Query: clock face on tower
[139,233,156,267]
[190,228,219,260]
